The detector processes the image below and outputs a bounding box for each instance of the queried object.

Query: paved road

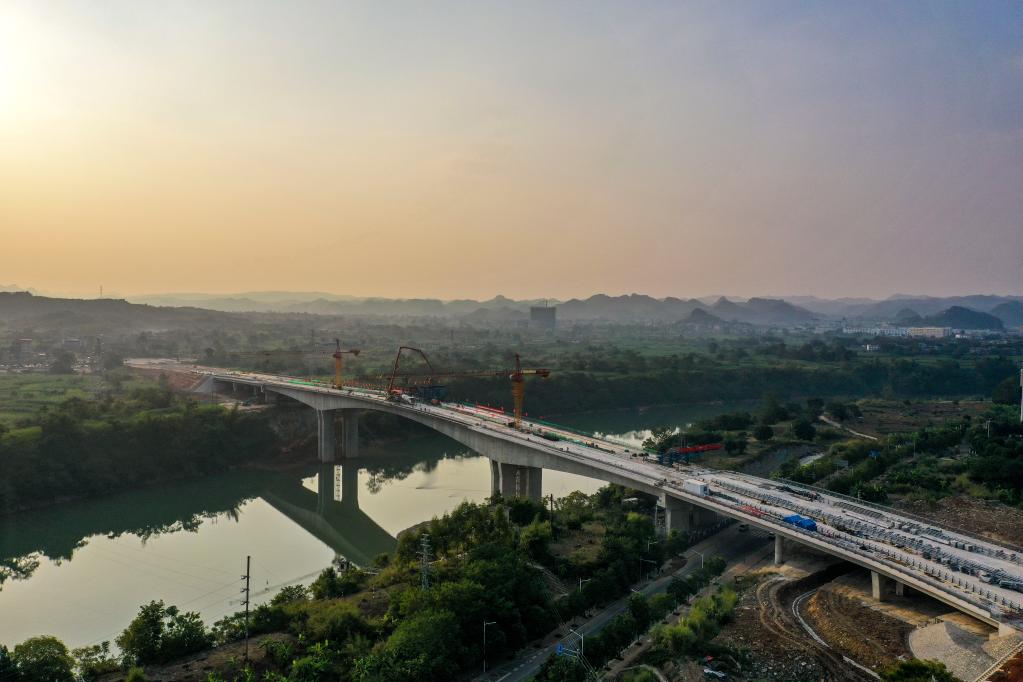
[474,526,774,682]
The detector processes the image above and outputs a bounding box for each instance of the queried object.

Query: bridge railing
[772,476,1023,557]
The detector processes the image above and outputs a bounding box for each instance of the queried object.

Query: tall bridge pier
[490,461,542,500]
[164,368,1023,635]
[659,493,719,535]
[315,409,360,463]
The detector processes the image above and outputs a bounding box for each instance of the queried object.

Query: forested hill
[0,291,232,333]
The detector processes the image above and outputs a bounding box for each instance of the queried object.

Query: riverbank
[0,383,287,516]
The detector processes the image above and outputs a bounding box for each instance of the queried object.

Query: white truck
[682,479,709,496]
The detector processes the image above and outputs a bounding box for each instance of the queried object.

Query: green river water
[0,402,750,648]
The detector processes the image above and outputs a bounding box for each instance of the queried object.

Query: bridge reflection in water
[261,463,396,568]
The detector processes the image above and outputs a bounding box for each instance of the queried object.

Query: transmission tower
[419,533,432,590]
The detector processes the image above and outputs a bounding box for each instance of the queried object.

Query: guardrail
[773,476,1023,557]
[973,639,1023,682]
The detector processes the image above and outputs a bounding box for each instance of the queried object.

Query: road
[127,359,1023,630]
[474,525,774,682]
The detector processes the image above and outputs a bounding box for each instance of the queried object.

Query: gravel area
[909,621,999,681]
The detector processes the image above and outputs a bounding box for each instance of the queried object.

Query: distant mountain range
[3,289,1019,330]
[126,290,1022,328]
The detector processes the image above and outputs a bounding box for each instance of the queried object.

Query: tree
[825,401,849,421]
[102,351,125,371]
[993,376,1021,405]
[759,395,789,424]
[73,642,119,680]
[533,654,588,682]
[270,584,309,606]
[519,518,553,560]
[627,592,651,631]
[310,566,365,599]
[806,398,824,417]
[12,635,75,681]
[723,436,747,455]
[357,609,466,681]
[0,645,17,681]
[117,601,165,665]
[753,424,774,441]
[116,600,210,666]
[881,659,958,681]
[791,418,816,441]
[48,351,76,374]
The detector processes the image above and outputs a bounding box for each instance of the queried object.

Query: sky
[1,1,1021,301]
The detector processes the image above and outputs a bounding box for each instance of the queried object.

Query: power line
[111,538,237,577]
[90,544,231,588]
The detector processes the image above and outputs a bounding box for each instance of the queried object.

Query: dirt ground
[714,564,875,682]
[97,633,296,682]
[986,649,1023,682]
[855,399,988,437]
[898,495,1023,548]
[802,588,912,670]
[549,520,605,565]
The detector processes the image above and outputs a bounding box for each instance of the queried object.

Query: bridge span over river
[130,359,1023,634]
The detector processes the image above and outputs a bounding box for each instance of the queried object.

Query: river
[0,402,749,649]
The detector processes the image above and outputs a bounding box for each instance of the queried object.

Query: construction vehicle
[382,346,550,429]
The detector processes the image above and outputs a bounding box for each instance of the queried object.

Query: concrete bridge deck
[129,359,1023,633]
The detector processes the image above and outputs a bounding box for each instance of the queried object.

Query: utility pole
[419,534,432,590]
[240,556,251,663]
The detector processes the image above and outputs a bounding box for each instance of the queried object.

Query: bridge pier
[340,410,359,459]
[895,581,905,597]
[497,462,542,500]
[774,535,785,565]
[490,460,501,497]
[316,409,359,463]
[316,410,336,463]
[660,493,718,535]
[871,570,887,601]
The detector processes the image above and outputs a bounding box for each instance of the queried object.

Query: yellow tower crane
[331,339,361,389]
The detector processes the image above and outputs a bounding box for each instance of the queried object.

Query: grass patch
[0,374,103,425]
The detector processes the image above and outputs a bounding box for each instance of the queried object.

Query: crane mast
[382,347,549,429]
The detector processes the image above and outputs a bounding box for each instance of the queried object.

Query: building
[908,327,952,338]
[529,305,556,331]
[842,326,908,337]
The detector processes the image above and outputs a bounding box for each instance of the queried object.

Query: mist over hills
[125,290,1023,327]
[4,290,1022,332]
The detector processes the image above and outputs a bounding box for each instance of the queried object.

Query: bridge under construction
[129,358,1023,636]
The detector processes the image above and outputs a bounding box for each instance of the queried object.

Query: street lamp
[579,577,591,591]
[483,620,497,674]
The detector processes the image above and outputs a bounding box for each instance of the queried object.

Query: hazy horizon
[3,2,1022,299]
[4,283,1022,304]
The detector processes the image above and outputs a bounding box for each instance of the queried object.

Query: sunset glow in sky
[2,1,1021,299]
